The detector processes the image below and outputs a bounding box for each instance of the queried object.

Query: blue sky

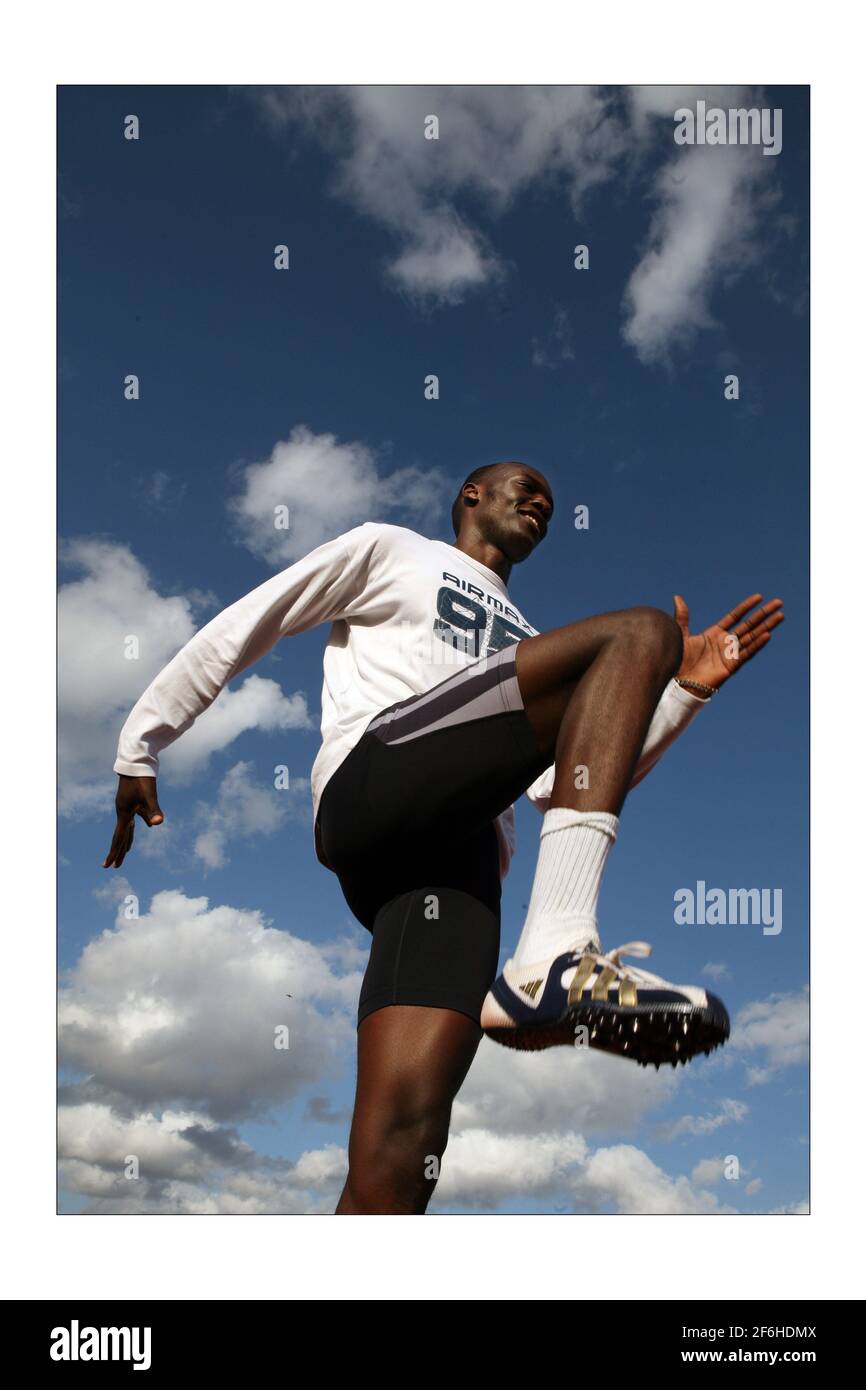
[58,85,808,1214]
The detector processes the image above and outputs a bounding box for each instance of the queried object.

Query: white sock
[512,808,619,966]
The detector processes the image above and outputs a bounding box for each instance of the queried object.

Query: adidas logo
[520,978,543,1000]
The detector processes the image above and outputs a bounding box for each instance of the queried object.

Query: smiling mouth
[517,509,544,538]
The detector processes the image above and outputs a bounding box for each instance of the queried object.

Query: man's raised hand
[103,774,164,869]
[673,592,785,692]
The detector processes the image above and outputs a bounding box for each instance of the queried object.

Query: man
[104,462,783,1214]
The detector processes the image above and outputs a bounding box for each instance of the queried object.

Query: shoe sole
[485,995,730,1067]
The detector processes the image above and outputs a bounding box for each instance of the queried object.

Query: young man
[104,462,783,1214]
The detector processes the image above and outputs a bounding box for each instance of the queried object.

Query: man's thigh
[355,824,503,1025]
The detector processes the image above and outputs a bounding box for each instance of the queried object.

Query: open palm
[673,592,785,691]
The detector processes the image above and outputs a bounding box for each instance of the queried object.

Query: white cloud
[572,1144,735,1214]
[436,1129,588,1207]
[435,1128,735,1213]
[702,961,731,981]
[657,1097,748,1141]
[452,1035,678,1137]
[59,539,312,816]
[622,86,776,364]
[59,888,360,1121]
[57,888,800,1215]
[192,760,308,870]
[58,1102,346,1213]
[227,424,448,564]
[436,1038,740,1213]
[691,1156,728,1186]
[162,674,311,782]
[730,987,809,1084]
[58,883,367,1212]
[622,145,770,365]
[252,85,783,364]
[253,87,625,306]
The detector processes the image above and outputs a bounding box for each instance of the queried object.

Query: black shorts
[316,644,548,1027]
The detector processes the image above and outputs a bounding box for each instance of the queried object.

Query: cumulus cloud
[58,539,312,816]
[730,987,809,1084]
[452,1035,678,1137]
[58,1102,347,1213]
[690,1156,728,1187]
[657,1097,748,1141]
[434,1037,741,1212]
[251,85,784,363]
[227,424,448,564]
[253,87,625,306]
[59,888,360,1121]
[192,760,308,870]
[702,961,731,981]
[622,86,778,364]
[162,675,311,782]
[58,884,368,1212]
[437,1129,588,1207]
[58,894,744,1215]
[57,888,798,1215]
[569,1144,736,1215]
[434,1128,736,1214]
[621,145,771,365]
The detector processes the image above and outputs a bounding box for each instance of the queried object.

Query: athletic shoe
[480,941,729,1067]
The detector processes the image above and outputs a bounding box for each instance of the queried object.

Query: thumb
[138,781,164,827]
[672,594,689,632]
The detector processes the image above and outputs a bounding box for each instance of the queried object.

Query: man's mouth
[517,509,545,539]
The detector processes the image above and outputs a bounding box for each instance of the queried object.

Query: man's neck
[450,534,511,585]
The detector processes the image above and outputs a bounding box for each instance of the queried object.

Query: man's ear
[462,484,480,508]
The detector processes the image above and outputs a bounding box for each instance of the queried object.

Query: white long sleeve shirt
[114,521,705,875]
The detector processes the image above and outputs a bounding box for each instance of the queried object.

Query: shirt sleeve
[113,525,378,779]
[524,678,708,813]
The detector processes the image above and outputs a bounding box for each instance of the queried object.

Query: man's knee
[619,605,682,674]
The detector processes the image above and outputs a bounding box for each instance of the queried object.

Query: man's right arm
[104,526,377,865]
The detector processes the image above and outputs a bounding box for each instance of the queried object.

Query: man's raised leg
[514,605,682,813]
[480,605,730,1065]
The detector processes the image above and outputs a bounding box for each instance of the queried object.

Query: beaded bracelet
[676,677,719,698]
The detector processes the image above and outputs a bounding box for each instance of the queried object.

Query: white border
[2,0,859,1303]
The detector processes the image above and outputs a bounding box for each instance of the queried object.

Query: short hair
[450,463,504,536]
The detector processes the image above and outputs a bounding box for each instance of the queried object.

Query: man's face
[472,465,554,563]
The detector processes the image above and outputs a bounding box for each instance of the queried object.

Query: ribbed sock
[512,808,619,966]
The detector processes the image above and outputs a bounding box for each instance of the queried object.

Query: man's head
[450,461,554,565]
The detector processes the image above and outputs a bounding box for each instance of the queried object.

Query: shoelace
[574,940,670,989]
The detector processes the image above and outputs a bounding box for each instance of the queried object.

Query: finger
[740,610,785,649]
[116,821,135,869]
[715,593,763,630]
[739,608,783,650]
[733,598,784,638]
[739,631,773,664]
[114,819,134,868]
[672,594,689,631]
[103,813,133,868]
